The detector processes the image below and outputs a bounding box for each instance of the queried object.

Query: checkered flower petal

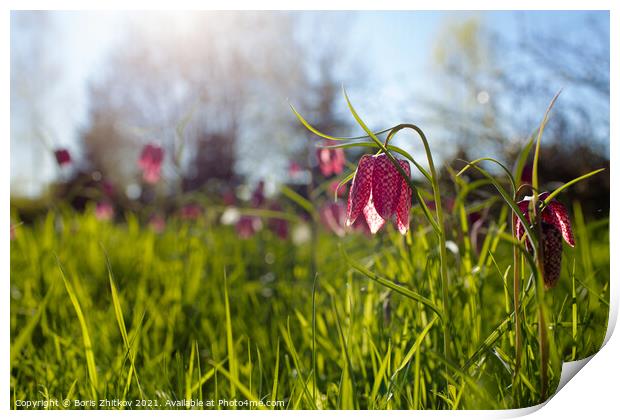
[514,200,531,242]
[363,197,386,234]
[541,222,563,288]
[371,154,403,220]
[346,155,374,226]
[395,160,412,235]
[545,200,575,247]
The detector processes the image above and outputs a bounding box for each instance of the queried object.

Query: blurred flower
[288,161,302,177]
[319,202,347,237]
[138,144,164,184]
[101,180,115,198]
[317,142,345,177]
[267,203,289,239]
[222,190,236,206]
[95,201,114,221]
[54,148,71,166]
[10,224,17,241]
[236,215,262,239]
[149,214,166,233]
[220,207,241,225]
[180,204,202,220]
[291,222,311,245]
[345,154,412,235]
[514,192,575,288]
[251,181,266,207]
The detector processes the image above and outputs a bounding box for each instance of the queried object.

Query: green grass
[10,199,609,409]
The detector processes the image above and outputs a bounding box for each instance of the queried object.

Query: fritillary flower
[222,190,236,206]
[180,204,202,221]
[149,214,166,233]
[514,192,575,288]
[288,161,302,177]
[317,142,345,177]
[101,180,115,198]
[54,148,72,166]
[267,203,289,240]
[138,144,164,184]
[95,201,114,221]
[345,153,412,235]
[236,215,262,239]
[251,181,266,207]
[319,202,347,237]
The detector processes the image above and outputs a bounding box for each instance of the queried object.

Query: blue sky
[10,10,609,196]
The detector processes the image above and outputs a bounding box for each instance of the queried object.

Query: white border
[3,1,617,418]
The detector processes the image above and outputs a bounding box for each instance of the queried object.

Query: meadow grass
[9,195,609,409]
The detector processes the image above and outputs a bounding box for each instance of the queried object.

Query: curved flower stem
[512,213,522,398]
[385,124,453,375]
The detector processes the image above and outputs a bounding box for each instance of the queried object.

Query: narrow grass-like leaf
[342,247,443,321]
[224,270,237,399]
[58,261,99,400]
[290,103,393,142]
[543,168,605,205]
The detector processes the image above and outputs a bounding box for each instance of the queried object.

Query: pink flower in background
[54,148,72,166]
[10,224,17,241]
[514,192,575,288]
[251,181,266,207]
[101,180,115,198]
[288,161,302,177]
[267,203,288,239]
[222,190,236,206]
[320,202,347,237]
[138,144,164,184]
[236,215,262,239]
[149,214,166,233]
[95,201,114,221]
[346,154,412,235]
[317,142,345,177]
[180,204,202,220]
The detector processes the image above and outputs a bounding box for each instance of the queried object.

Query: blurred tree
[429,15,609,216]
[10,12,64,197]
[79,12,341,200]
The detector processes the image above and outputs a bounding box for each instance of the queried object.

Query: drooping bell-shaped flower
[54,148,72,167]
[138,144,164,184]
[95,201,114,221]
[267,203,289,240]
[180,204,202,221]
[251,181,266,207]
[236,215,262,239]
[317,142,346,177]
[320,202,347,237]
[149,214,166,233]
[514,192,575,288]
[345,153,412,235]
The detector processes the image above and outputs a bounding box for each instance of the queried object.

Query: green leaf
[58,261,99,400]
[290,103,393,142]
[342,247,443,321]
[543,168,606,205]
[532,90,562,191]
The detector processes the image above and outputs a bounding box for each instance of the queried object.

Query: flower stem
[512,215,522,400]
[385,124,453,377]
